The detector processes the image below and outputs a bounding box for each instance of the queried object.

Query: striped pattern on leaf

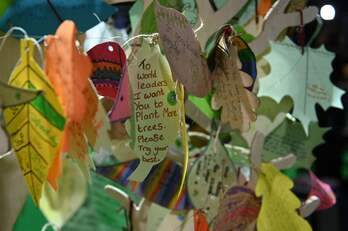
[4,39,65,204]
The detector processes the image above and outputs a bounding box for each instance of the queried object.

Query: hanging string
[47,0,64,23]
[296,9,305,55]
[122,33,158,48]
[193,17,204,34]
[0,26,28,52]
[307,15,323,46]
[41,222,59,231]
[255,0,259,24]
[92,13,102,23]
[0,150,13,160]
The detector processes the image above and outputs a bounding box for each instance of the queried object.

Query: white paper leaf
[258,37,344,134]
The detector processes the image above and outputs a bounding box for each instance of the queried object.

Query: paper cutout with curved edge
[39,157,87,229]
[262,119,327,169]
[213,186,261,231]
[127,38,180,181]
[309,171,336,210]
[3,39,65,204]
[258,37,344,134]
[45,21,98,182]
[211,31,259,132]
[255,163,312,231]
[188,139,237,222]
[87,41,132,122]
[155,1,211,97]
[230,96,293,148]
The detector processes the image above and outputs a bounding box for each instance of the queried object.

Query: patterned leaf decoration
[213,186,261,231]
[3,39,65,204]
[97,158,193,211]
[211,30,259,132]
[87,41,132,122]
[45,21,97,179]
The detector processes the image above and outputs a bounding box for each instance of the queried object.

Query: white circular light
[320,4,335,20]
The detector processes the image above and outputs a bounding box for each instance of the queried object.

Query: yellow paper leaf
[255,163,312,231]
[3,39,65,204]
[127,38,181,181]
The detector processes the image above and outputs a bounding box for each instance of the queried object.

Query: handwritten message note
[211,38,258,132]
[155,1,210,97]
[128,39,180,181]
[188,139,236,222]
[262,120,326,169]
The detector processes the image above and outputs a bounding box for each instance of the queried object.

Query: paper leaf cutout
[188,139,236,222]
[45,21,97,175]
[257,96,293,120]
[155,1,211,97]
[45,20,91,124]
[231,96,293,148]
[127,39,180,181]
[211,36,259,132]
[309,171,336,210]
[87,41,132,122]
[0,80,40,107]
[255,163,312,231]
[3,39,65,204]
[262,119,327,169]
[213,186,261,231]
[258,37,344,134]
[39,157,87,229]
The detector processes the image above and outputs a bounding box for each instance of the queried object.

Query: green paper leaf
[257,96,293,121]
[262,119,327,169]
[14,172,132,231]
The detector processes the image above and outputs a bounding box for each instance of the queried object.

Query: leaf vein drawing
[258,37,344,134]
[4,39,65,205]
